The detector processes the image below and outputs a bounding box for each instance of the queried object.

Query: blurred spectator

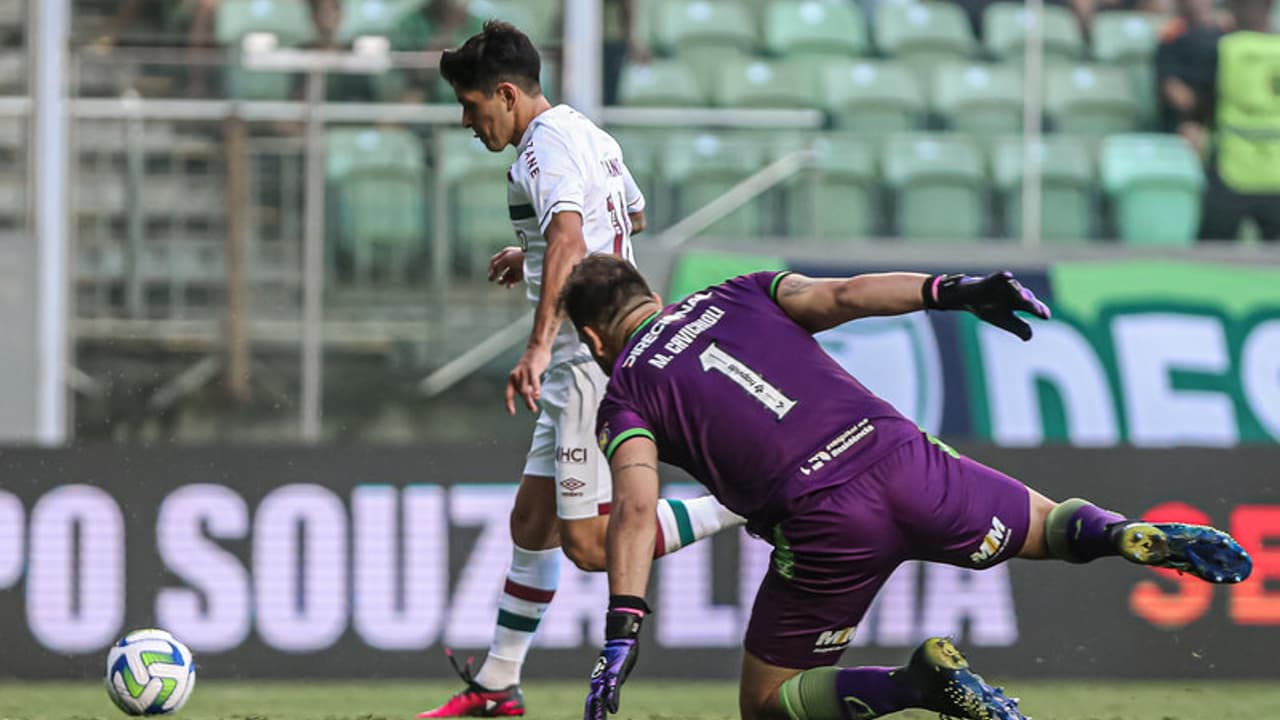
[1197,0,1280,241]
[603,0,649,105]
[1155,0,1225,147]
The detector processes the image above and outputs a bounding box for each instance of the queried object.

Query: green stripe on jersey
[605,427,656,459]
[508,204,536,220]
[497,609,541,633]
[769,271,793,302]
[667,498,696,546]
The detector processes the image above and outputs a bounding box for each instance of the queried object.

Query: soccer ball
[104,628,197,716]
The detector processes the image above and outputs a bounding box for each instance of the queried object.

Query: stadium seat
[217,0,316,100]
[931,61,1024,141]
[337,0,423,43]
[618,59,706,106]
[608,128,664,226]
[1044,64,1140,136]
[881,133,986,241]
[470,0,559,47]
[327,127,427,282]
[437,131,517,275]
[1092,12,1163,124]
[874,2,976,84]
[763,0,868,77]
[713,58,816,108]
[992,135,1094,242]
[822,60,926,137]
[1101,133,1205,245]
[983,3,1084,65]
[216,0,317,45]
[661,132,768,238]
[654,0,759,91]
[778,133,878,240]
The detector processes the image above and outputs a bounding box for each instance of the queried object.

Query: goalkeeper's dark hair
[560,255,655,334]
[439,20,542,95]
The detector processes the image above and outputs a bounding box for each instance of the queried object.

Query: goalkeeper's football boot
[905,637,1029,720]
[1113,521,1252,584]
[417,650,525,718]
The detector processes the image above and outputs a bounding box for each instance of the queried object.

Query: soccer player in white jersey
[417,21,744,718]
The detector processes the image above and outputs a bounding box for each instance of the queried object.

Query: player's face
[455,86,515,152]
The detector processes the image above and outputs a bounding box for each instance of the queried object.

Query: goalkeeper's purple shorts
[743,433,1031,669]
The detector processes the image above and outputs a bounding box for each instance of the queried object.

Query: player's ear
[497,82,517,110]
[582,325,607,359]
[651,291,663,306]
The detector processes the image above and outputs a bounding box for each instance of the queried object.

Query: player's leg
[738,483,1024,720]
[417,420,561,718]
[898,432,1252,584]
[554,361,743,571]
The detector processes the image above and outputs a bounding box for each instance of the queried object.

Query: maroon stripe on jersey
[504,579,556,603]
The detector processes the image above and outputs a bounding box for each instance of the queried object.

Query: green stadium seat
[437,131,517,274]
[713,58,816,108]
[1045,64,1140,136]
[216,0,317,45]
[874,1,976,84]
[1092,12,1163,123]
[931,61,1023,141]
[337,0,423,43]
[618,59,706,106]
[469,0,558,47]
[217,0,316,100]
[881,133,986,241]
[326,127,427,282]
[822,59,926,136]
[983,3,1083,64]
[1101,133,1205,245]
[992,135,1094,242]
[662,132,768,238]
[608,128,664,226]
[654,0,759,91]
[763,0,868,77]
[777,133,878,240]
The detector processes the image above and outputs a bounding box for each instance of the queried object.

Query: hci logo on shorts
[813,626,856,653]
[557,446,589,464]
[970,515,1009,566]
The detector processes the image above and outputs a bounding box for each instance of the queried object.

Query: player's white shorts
[523,358,612,520]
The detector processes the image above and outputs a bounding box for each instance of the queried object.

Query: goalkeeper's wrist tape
[922,274,971,310]
[605,595,651,640]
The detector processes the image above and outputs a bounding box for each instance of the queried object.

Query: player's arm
[584,436,658,720]
[628,211,646,236]
[774,270,1051,340]
[507,211,587,414]
[773,272,930,333]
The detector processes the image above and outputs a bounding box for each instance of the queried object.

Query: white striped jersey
[507,104,646,364]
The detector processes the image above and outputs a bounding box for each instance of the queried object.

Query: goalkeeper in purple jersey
[559,255,1253,720]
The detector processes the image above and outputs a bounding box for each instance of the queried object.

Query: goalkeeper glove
[923,271,1051,341]
[584,595,649,720]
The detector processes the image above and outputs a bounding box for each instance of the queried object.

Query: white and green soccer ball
[104,628,197,716]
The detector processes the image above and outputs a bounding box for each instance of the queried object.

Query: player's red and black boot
[417,650,525,718]
[905,637,1028,720]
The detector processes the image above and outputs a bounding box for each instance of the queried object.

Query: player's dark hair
[561,255,654,334]
[439,20,542,96]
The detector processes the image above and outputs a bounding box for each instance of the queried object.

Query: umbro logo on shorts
[560,477,586,496]
[813,626,856,653]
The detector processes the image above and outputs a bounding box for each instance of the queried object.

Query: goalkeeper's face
[456,84,517,152]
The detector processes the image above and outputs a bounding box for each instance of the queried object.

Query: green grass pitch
[2,680,1280,720]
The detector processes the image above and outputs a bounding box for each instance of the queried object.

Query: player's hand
[488,246,525,288]
[506,344,551,415]
[584,601,648,720]
[924,271,1051,341]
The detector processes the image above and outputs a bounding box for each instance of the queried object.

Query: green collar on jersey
[627,312,660,343]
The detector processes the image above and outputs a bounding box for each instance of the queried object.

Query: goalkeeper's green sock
[779,666,920,720]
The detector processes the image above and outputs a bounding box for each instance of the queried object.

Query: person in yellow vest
[1198,0,1280,241]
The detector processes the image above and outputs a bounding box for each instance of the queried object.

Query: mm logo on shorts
[970,515,1010,566]
[813,626,856,653]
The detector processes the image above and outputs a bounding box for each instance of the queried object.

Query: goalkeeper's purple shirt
[595,271,922,525]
